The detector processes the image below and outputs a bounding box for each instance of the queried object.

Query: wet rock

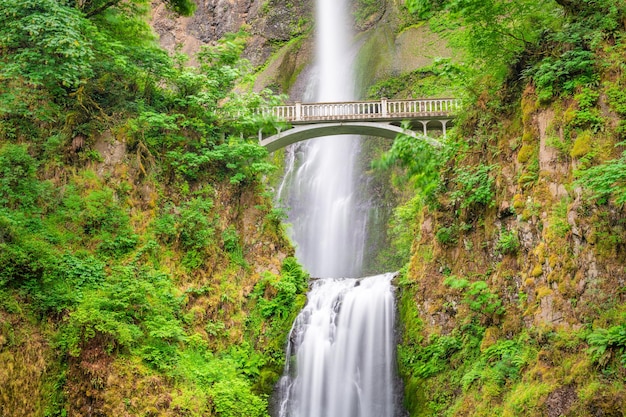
[545,385,577,417]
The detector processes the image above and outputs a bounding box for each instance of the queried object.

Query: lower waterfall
[276,274,398,417]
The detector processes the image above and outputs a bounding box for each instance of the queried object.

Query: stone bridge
[257,98,461,152]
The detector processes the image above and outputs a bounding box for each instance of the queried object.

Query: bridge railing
[258,98,461,123]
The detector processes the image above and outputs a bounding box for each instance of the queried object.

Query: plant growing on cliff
[576,146,626,205]
[450,163,497,210]
[373,130,443,201]
[444,275,504,317]
[496,229,520,255]
[587,323,626,368]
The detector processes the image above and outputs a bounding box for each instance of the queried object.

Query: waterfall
[277,0,365,278]
[277,274,397,417]
[274,0,401,416]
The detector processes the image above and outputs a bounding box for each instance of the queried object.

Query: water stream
[276,274,397,417]
[274,0,401,416]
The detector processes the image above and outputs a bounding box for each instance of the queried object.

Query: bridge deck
[259,98,460,124]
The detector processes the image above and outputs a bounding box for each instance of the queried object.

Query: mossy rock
[517,144,536,164]
[570,130,593,158]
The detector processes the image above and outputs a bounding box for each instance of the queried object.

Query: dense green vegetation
[3,0,626,415]
[379,0,626,415]
[0,1,304,416]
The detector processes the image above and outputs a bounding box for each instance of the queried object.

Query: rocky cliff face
[151,0,312,67]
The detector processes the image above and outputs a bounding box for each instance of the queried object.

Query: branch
[85,0,122,18]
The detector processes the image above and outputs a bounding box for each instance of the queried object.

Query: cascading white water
[274,1,401,416]
[277,274,397,417]
[277,0,365,278]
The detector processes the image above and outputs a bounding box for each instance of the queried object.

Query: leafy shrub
[222,225,246,266]
[461,339,526,392]
[587,324,626,368]
[436,225,459,246]
[0,0,95,93]
[210,378,269,417]
[403,334,462,378]
[167,138,275,184]
[496,229,520,255]
[529,49,596,102]
[0,233,57,287]
[0,144,42,210]
[177,197,215,250]
[80,188,129,235]
[252,257,308,320]
[575,148,626,205]
[450,164,497,209]
[444,276,504,316]
[59,266,184,357]
[373,131,442,198]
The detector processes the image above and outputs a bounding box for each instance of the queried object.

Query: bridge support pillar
[441,119,449,137]
[419,120,429,135]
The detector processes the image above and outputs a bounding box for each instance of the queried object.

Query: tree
[71,0,196,18]
[405,0,561,81]
[0,0,95,92]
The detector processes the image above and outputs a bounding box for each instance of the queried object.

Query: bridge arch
[259,121,442,153]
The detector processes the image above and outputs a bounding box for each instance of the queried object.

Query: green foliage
[152,194,216,269]
[404,0,448,19]
[587,323,626,368]
[0,0,289,414]
[528,49,597,103]
[373,131,443,199]
[177,197,215,250]
[252,257,308,320]
[80,188,128,235]
[59,265,184,357]
[496,229,520,255]
[461,339,528,392]
[436,224,458,246]
[450,164,497,209]
[367,59,466,99]
[434,0,559,80]
[164,134,275,183]
[0,144,43,210]
[575,146,626,205]
[0,0,95,92]
[210,378,269,417]
[401,334,462,378]
[222,225,247,267]
[380,195,424,267]
[444,276,504,316]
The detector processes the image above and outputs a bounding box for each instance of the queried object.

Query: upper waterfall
[277,0,366,278]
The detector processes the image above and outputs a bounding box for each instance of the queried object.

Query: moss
[570,129,593,158]
[548,254,560,269]
[517,144,536,164]
[531,264,544,277]
[535,285,552,299]
[521,130,536,144]
[512,194,525,211]
[479,326,501,351]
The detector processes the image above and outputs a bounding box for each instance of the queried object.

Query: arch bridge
[257,98,460,152]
